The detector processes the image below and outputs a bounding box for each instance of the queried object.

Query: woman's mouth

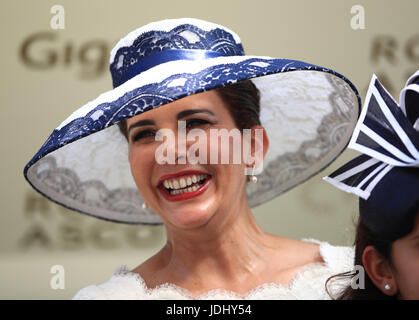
[158,173,212,202]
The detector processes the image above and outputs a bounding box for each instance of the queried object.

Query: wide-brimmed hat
[24,18,361,224]
[324,71,419,240]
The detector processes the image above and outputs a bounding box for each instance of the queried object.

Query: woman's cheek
[392,241,419,298]
[129,146,154,185]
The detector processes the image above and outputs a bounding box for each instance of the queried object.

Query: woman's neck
[157,201,280,288]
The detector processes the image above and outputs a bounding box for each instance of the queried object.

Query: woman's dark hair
[216,80,261,130]
[117,80,261,139]
[325,216,395,300]
[326,198,419,300]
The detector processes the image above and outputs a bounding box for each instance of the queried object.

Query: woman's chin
[169,208,215,229]
[162,197,218,229]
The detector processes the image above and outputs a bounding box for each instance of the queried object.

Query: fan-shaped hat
[24,18,361,224]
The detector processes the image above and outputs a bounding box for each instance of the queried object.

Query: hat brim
[24,55,361,224]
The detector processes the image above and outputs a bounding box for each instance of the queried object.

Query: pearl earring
[247,165,258,183]
[384,284,391,291]
[142,202,148,209]
[249,175,258,183]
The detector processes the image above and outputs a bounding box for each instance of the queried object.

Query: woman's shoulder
[301,238,355,273]
[259,238,353,300]
[72,265,192,300]
[269,236,354,273]
[72,251,165,300]
[299,238,355,273]
[72,266,148,300]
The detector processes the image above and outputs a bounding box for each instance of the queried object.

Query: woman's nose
[159,129,192,165]
[176,154,186,164]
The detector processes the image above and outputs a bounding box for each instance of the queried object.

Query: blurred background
[1,0,418,299]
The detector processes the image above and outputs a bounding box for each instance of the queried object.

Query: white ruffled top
[72,239,354,300]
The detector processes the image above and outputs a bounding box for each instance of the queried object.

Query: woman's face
[391,210,419,299]
[125,90,265,230]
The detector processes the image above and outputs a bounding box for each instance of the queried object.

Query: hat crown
[110,18,245,88]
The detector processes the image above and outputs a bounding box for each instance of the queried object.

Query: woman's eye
[186,119,209,128]
[132,130,155,142]
[131,119,209,142]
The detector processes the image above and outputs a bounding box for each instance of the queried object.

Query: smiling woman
[24,18,361,299]
[124,89,268,232]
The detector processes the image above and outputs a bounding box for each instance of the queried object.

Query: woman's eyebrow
[127,119,155,134]
[127,109,215,134]
[177,109,215,119]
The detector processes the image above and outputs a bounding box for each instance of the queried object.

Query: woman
[24,18,361,299]
[324,71,419,299]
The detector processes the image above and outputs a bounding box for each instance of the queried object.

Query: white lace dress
[72,239,354,300]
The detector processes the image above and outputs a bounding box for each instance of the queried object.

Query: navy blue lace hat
[324,71,419,240]
[24,18,361,224]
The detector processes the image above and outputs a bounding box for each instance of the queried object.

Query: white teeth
[162,174,209,192]
[173,180,179,189]
[169,184,200,195]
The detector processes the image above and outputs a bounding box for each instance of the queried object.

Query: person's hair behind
[326,197,419,300]
[326,216,395,300]
[117,79,261,139]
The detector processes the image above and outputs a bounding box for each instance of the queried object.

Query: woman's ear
[362,245,398,296]
[258,125,269,161]
[250,125,269,167]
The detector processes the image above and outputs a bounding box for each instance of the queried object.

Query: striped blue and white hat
[24,18,361,224]
[324,71,419,239]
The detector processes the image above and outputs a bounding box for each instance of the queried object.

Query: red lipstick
[157,170,212,202]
